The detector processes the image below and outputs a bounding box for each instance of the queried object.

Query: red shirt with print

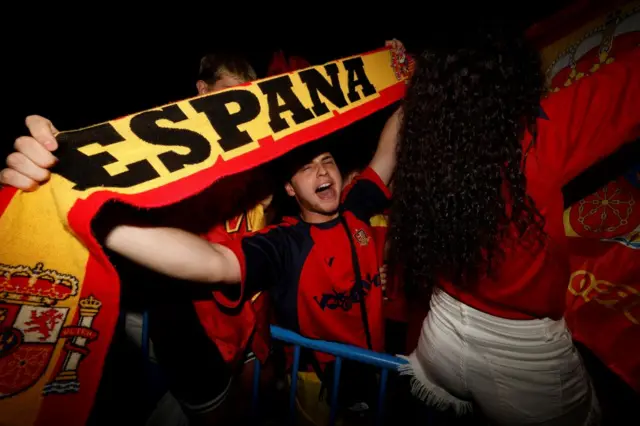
[216,167,390,367]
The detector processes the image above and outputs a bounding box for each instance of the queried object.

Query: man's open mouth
[315,182,333,193]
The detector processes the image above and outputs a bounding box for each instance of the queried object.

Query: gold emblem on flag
[0,262,79,306]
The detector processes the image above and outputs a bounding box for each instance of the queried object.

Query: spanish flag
[532,0,640,392]
[0,47,411,426]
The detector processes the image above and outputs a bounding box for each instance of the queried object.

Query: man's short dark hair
[197,53,257,84]
[274,138,342,184]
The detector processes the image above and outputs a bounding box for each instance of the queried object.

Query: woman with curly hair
[389,26,639,425]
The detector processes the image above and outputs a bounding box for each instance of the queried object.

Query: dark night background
[2,3,575,162]
[3,4,639,425]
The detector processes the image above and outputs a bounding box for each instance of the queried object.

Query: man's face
[285,152,343,221]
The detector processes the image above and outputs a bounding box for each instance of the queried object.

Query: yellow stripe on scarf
[0,47,410,426]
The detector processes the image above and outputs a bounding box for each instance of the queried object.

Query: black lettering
[190,90,260,151]
[314,291,362,311]
[349,288,363,303]
[342,57,377,102]
[298,64,348,116]
[53,123,159,190]
[314,294,331,310]
[257,75,314,133]
[129,105,211,173]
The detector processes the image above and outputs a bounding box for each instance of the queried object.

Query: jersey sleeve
[536,49,640,185]
[341,166,392,223]
[213,225,291,309]
[202,222,233,244]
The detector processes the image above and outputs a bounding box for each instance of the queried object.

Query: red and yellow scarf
[0,46,411,426]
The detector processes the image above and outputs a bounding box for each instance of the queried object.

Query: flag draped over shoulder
[532,1,640,392]
[0,47,411,426]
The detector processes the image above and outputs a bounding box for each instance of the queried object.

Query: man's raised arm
[369,106,402,187]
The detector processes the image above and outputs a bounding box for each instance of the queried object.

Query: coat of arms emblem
[0,262,101,398]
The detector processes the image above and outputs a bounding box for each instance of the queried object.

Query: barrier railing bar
[377,368,389,426]
[141,311,150,361]
[271,326,409,425]
[270,326,408,370]
[252,358,261,415]
[289,344,301,425]
[140,316,411,424]
[141,310,152,403]
[329,356,342,426]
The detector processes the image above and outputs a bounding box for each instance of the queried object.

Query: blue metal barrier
[258,326,408,426]
[139,317,409,426]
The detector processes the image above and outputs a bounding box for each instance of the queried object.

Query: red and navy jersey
[219,167,391,364]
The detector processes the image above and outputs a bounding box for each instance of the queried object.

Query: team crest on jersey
[354,229,370,246]
[0,262,101,398]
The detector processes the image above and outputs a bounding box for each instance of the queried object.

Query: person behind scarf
[1,42,406,426]
[145,52,275,426]
[0,52,270,426]
[152,52,279,426]
[387,25,639,425]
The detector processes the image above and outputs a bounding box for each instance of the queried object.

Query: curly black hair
[388,24,547,293]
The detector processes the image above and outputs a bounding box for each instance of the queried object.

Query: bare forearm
[370,107,402,187]
[104,225,241,284]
